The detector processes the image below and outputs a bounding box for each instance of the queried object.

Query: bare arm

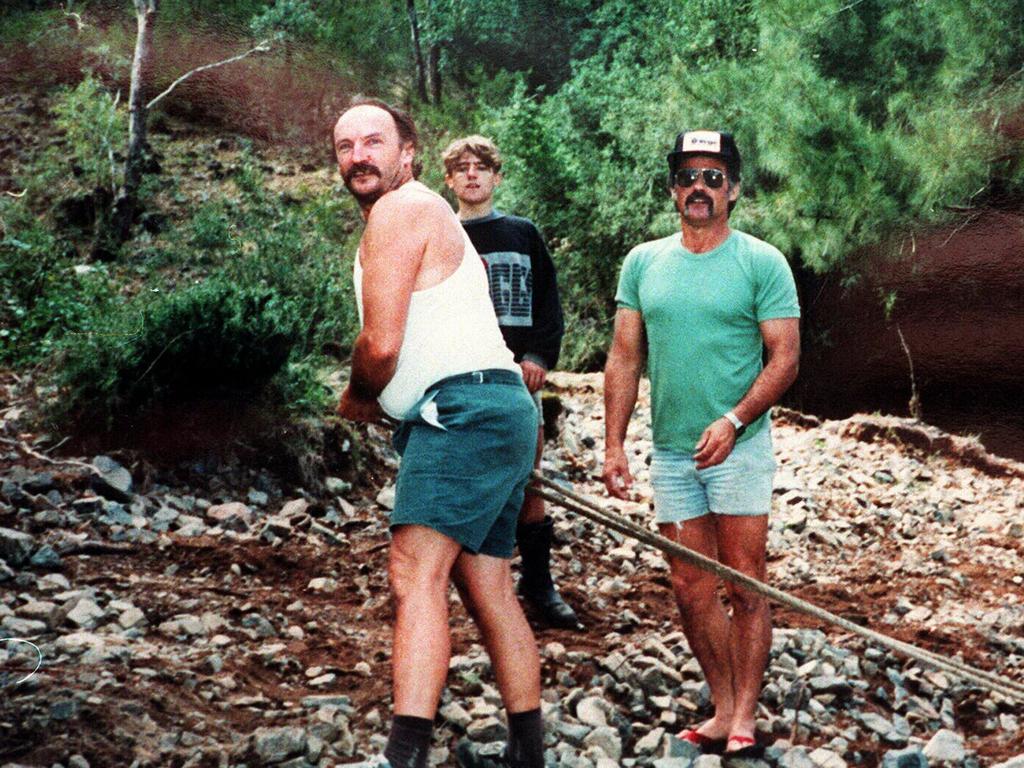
[602,308,646,498]
[693,317,800,468]
[338,192,432,421]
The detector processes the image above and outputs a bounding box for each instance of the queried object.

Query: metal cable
[530,472,1024,703]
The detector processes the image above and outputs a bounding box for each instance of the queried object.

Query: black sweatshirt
[461,210,565,371]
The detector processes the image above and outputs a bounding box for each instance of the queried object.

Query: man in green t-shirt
[602,130,800,759]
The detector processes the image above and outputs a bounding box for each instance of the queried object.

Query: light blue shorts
[650,426,776,523]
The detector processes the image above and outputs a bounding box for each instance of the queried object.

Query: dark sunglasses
[674,167,726,189]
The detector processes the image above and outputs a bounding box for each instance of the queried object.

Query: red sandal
[677,728,726,754]
[724,734,764,759]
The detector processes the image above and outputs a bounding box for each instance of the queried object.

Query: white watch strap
[724,410,744,430]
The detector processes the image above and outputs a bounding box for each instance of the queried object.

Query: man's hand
[692,418,737,469]
[337,386,386,424]
[520,359,547,393]
[603,446,634,499]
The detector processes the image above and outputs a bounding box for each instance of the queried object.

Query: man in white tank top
[334,99,544,768]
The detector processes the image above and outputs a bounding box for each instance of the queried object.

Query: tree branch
[0,436,101,474]
[146,40,273,110]
[895,323,922,421]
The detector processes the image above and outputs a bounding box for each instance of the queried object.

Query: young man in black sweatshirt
[443,135,580,630]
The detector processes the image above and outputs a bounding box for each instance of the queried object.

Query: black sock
[383,714,433,768]
[507,708,545,768]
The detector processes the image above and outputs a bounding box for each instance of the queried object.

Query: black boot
[516,517,582,630]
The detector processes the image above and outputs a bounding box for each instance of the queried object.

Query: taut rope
[530,471,1024,704]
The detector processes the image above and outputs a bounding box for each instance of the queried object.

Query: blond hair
[441,135,503,174]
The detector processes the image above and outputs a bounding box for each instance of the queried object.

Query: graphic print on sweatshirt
[481,251,533,327]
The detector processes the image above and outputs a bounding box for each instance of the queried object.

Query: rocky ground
[2,370,1024,768]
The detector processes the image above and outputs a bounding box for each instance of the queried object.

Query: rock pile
[2,372,1023,767]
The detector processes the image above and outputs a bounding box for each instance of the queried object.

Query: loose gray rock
[118,606,147,629]
[922,729,966,764]
[859,711,894,737]
[279,498,310,517]
[2,616,47,635]
[248,489,270,507]
[65,599,106,629]
[778,747,816,768]
[72,496,105,517]
[29,544,62,569]
[881,746,927,768]
[262,516,293,542]
[50,699,78,720]
[325,476,351,496]
[174,514,208,537]
[653,759,691,768]
[206,502,253,532]
[16,599,62,629]
[808,747,847,768]
[22,471,56,494]
[550,720,592,747]
[466,716,506,742]
[582,726,621,762]
[0,526,36,567]
[634,727,666,755]
[439,702,473,729]
[252,725,307,764]
[576,696,608,727]
[664,736,702,761]
[91,455,133,501]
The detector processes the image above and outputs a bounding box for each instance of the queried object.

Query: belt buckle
[472,370,484,384]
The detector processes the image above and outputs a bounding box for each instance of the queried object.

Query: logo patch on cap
[681,131,722,153]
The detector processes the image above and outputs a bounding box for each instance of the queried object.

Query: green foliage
[477,0,1024,368]
[50,75,126,195]
[48,149,358,427]
[0,218,117,366]
[189,201,233,252]
[426,0,600,91]
[249,0,319,41]
[5,0,1024,382]
[54,275,301,428]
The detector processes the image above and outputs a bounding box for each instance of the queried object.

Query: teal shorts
[391,369,536,558]
[650,425,776,522]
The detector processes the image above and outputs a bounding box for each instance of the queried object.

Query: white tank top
[354,219,517,420]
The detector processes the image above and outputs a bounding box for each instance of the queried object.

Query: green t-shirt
[615,230,800,452]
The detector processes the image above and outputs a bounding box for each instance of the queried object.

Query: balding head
[334,101,418,211]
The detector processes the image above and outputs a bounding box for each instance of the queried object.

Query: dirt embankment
[795,210,1024,461]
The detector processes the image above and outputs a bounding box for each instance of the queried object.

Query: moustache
[685,193,713,206]
[344,163,381,183]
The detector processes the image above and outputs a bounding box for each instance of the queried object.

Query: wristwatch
[723,410,745,434]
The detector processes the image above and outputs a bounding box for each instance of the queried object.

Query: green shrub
[54,276,301,429]
[200,148,361,357]
[47,151,361,432]
[0,217,119,366]
[189,201,234,253]
[481,0,1024,370]
[50,75,126,197]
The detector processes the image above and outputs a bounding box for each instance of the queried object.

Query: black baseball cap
[667,130,741,181]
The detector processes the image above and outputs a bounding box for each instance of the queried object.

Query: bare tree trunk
[425,0,441,104]
[106,0,158,253]
[427,43,441,104]
[405,0,428,102]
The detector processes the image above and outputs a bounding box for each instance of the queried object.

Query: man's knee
[669,570,720,615]
[389,548,450,604]
[725,583,767,618]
